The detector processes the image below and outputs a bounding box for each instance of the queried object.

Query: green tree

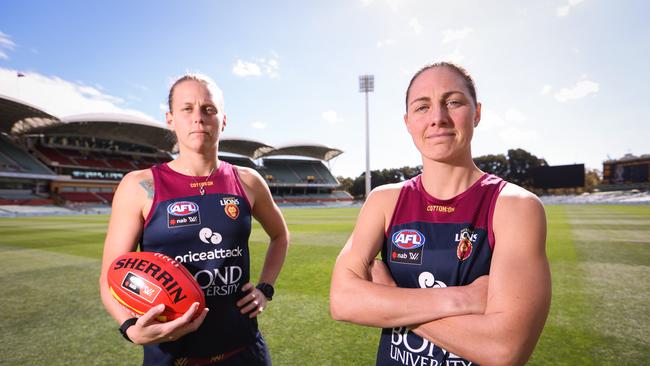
[473,154,508,178]
[506,148,547,187]
[336,176,354,194]
[584,168,602,192]
[349,166,422,197]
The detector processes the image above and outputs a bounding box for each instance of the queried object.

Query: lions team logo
[220,197,240,220]
[167,201,201,228]
[454,227,477,261]
[390,229,425,265]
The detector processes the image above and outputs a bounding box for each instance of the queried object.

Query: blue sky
[1,0,648,178]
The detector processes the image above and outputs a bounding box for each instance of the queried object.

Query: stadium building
[0,94,351,216]
[601,154,650,190]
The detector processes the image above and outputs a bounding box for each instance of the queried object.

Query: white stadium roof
[0,95,343,160]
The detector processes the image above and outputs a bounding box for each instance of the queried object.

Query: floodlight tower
[359,74,374,199]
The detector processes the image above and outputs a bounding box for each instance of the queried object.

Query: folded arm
[410,185,551,366]
[330,185,487,328]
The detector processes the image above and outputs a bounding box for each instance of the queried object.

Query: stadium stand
[0,134,53,175]
[541,190,650,205]
[1,97,352,213]
[601,154,650,191]
[4,94,649,215]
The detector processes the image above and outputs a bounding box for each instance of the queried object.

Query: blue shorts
[217,332,271,366]
[144,332,271,366]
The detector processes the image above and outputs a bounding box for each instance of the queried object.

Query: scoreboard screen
[532,164,585,188]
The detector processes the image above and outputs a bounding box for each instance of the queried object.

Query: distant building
[602,154,650,190]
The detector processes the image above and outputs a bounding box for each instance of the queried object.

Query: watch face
[257,283,274,299]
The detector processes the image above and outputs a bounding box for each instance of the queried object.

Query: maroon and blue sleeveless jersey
[139,161,258,365]
[376,173,506,366]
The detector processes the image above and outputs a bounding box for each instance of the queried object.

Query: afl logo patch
[167,201,199,216]
[167,201,201,228]
[390,229,425,265]
[224,203,239,220]
[392,230,425,250]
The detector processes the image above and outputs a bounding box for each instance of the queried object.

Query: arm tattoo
[139,179,154,199]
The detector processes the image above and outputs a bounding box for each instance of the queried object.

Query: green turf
[0,205,648,365]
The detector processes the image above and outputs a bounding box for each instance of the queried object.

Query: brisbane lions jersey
[139,161,257,365]
[377,173,506,366]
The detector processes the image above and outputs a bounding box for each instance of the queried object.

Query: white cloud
[499,128,538,144]
[232,60,262,77]
[360,0,374,6]
[251,121,267,129]
[159,103,168,112]
[262,57,280,79]
[0,67,157,121]
[479,108,537,143]
[441,46,464,63]
[442,27,474,44]
[409,18,423,35]
[539,84,552,95]
[505,108,527,123]
[477,108,506,131]
[232,53,280,78]
[322,110,343,124]
[377,38,395,48]
[557,0,585,17]
[385,0,401,12]
[0,31,16,60]
[554,79,599,102]
[127,81,149,91]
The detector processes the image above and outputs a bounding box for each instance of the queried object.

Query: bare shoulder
[363,182,405,210]
[494,182,546,241]
[233,165,269,209]
[116,168,154,200]
[496,182,544,214]
[359,182,406,227]
[233,165,264,188]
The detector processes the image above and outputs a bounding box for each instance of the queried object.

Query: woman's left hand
[236,282,267,318]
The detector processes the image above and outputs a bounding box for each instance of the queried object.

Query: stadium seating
[0,205,78,217]
[33,146,77,166]
[106,158,137,170]
[220,155,257,168]
[0,185,53,206]
[58,191,104,203]
[0,135,53,175]
[260,159,337,185]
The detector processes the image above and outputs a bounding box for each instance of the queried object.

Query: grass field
[0,205,648,365]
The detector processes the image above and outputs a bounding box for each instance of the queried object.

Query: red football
[107,251,205,322]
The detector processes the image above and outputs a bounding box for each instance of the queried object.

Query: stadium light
[359,75,374,199]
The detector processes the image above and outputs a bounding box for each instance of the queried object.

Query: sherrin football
[107,251,205,322]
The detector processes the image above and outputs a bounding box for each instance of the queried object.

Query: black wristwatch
[119,317,138,342]
[256,283,274,301]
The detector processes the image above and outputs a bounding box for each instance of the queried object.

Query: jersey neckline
[161,160,227,180]
[415,172,489,204]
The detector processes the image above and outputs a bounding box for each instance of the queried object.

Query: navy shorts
[218,332,271,366]
[145,332,271,366]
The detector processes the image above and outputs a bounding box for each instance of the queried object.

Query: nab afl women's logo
[167,201,201,228]
[392,229,425,250]
[390,229,425,265]
[167,201,199,216]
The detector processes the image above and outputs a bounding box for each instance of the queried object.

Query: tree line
[337,148,600,198]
